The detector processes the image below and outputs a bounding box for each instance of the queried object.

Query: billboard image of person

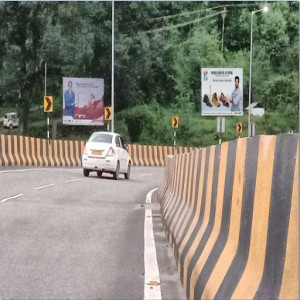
[229,76,242,112]
[63,77,104,125]
[64,80,75,117]
[201,68,243,116]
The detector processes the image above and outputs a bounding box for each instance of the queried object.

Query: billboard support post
[217,116,225,145]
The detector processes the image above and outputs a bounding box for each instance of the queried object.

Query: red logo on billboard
[203,71,208,80]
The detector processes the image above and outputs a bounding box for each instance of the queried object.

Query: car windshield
[90,134,113,144]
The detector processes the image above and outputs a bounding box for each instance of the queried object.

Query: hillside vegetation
[0,1,298,145]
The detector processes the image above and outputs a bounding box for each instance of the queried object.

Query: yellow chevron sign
[236,122,242,133]
[105,106,112,121]
[172,116,179,128]
[44,96,53,112]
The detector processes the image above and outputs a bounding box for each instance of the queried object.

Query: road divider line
[0,168,81,174]
[36,184,54,190]
[144,188,161,300]
[0,193,23,203]
[65,179,82,183]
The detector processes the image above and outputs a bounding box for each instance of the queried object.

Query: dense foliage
[0,1,298,146]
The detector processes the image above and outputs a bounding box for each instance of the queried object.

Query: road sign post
[44,63,53,144]
[105,106,112,132]
[172,116,179,146]
[251,123,255,137]
[45,63,48,142]
[174,131,176,147]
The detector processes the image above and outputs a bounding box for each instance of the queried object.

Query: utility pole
[111,0,115,133]
[221,7,227,52]
[45,62,50,143]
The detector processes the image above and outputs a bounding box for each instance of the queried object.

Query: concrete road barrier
[0,134,85,167]
[128,144,194,166]
[0,134,194,167]
[158,134,298,300]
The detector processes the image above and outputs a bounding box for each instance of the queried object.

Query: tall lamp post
[111,0,115,132]
[248,6,268,137]
[221,7,227,52]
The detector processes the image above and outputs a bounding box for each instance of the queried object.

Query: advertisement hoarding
[63,77,104,125]
[201,68,243,116]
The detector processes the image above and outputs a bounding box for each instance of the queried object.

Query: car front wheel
[97,171,102,177]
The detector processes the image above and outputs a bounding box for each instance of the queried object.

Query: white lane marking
[0,168,80,174]
[0,193,23,203]
[36,184,54,190]
[65,179,82,183]
[141,173,153,177]
[144,188,161,300]
[146,188,158,204]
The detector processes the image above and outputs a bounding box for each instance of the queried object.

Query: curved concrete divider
[128,144,194,166]
[158,134,298,300]
[0,134,85,167]
[0,134,194,167]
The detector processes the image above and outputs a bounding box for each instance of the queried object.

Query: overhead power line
[132,2,262,25]
[145,11,223,34]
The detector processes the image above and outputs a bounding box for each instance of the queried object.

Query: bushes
[23,101,298,146]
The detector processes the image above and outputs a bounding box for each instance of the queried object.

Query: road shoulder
[151,190,187,300]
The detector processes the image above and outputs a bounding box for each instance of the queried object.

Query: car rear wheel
[113,161,120,180]
[97,171,102,177]
[124,162,131,180]
[83,169,90,177]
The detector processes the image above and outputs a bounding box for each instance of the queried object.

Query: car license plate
[92,150,102,155]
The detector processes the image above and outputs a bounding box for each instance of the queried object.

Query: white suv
[3,112,19,129]
[82,131,131,180]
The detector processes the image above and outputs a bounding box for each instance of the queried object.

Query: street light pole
[111,0,115,133]
[45,62,50,142]
[221,7,227,52]
[248,6,268,137]
[248,12,254,137]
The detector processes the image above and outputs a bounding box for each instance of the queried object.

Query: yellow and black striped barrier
[158,134,298,300]
[128,144,194,166]
[0,134,85,167]
[0,134,194,167]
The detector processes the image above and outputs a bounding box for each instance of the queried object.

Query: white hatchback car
[82,131,131,180]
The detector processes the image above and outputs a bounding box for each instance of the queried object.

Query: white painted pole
[111,0,115,133]
[248,12,253,138]
[248,7,267,137]
[45,63,49,141]
[174,131,176,146]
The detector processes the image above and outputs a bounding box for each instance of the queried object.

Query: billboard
[201,68,243,116]
[63,77,104,125]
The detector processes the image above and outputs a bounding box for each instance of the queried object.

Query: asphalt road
[0,167,186,299]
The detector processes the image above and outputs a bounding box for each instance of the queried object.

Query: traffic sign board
[105,106,112,121]
[236,122,242,133]
[172,116,179,128]
[44,96,53,112]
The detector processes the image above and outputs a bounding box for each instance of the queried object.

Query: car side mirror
[124,144,128,151]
